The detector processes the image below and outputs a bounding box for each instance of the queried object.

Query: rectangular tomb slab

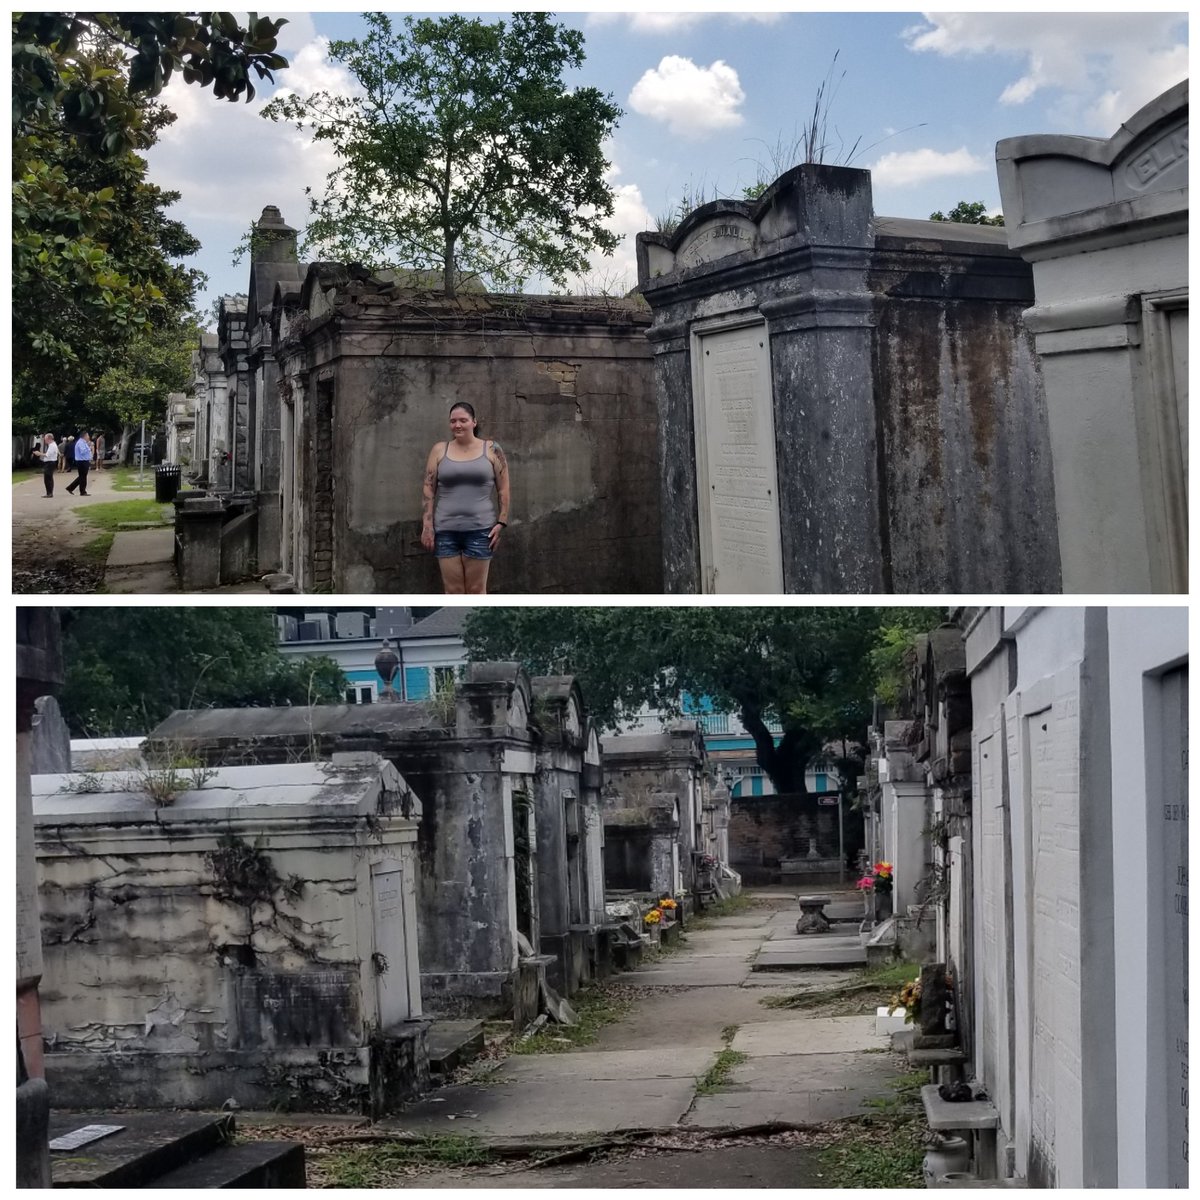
[47,1111,233,1187]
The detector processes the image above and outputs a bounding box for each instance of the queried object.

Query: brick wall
[728,794,842,882]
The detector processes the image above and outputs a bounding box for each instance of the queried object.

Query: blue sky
[141,9,1190,319]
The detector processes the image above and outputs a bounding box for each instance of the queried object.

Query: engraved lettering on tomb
[1124,125,1188,191]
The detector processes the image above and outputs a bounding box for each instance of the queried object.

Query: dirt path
[12,467,126,592]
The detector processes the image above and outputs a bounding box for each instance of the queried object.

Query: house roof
[398,607,468,641]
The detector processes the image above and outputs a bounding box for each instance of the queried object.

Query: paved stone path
[382,890,898,1141]
[12,469,266,593]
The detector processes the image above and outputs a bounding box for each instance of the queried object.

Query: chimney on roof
[253,205,298,266]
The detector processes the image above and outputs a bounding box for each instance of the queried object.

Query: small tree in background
[262,12,622,297]
[929,200,1004,226]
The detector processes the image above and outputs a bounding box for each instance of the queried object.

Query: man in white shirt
[33,433,59,496]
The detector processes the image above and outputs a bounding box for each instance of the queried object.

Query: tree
[929,200,1004,226]
[262,12,622,297]
[86,313,203,461]
[13,13,290,154]
[59,608,346,736]
[12,13,287,420]
[464,607,943,794]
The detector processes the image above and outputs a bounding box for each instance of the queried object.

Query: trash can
[155,463,182,503]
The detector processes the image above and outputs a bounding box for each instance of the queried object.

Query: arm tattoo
[422,467,435,522]
[491,442,508,476]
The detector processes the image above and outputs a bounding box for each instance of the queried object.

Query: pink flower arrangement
[857,861,894,893]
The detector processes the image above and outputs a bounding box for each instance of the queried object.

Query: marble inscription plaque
[697,325,783,592]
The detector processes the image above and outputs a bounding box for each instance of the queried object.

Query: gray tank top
[434,441,497,531]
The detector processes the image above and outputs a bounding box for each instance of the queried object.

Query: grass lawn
[76,498,174,533]
[12,468,41,485]
[106,465,158,492]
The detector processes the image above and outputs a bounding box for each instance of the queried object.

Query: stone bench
[921,1083,1001,1181]
[795,894,833,934]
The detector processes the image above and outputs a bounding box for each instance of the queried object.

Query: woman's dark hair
[449,401,479,434]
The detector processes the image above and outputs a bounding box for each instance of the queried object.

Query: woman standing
[420,403,510,594]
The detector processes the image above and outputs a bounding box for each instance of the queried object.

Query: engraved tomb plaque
[695,325,783,593]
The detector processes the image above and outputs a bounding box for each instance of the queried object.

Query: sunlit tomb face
[449,410,475,437]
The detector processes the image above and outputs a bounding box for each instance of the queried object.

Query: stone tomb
[601,724,723,902]
[996,81,1188,593]
[637,163,1061,595]
[33,756,427,1116]
[530,677,608,993]
[149,664,608,1025]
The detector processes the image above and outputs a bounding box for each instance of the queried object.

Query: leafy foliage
[12,13,287,424]
[929,200,1004,226]
[13,12,290,154]
[465,607,940,793]
[86,313,203,444]
[868,608,949,711]
[59,608,347,736]
[262,12,622,296]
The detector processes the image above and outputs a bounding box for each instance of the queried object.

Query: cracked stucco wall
[285,312,661,594]
[36,816,422,1111]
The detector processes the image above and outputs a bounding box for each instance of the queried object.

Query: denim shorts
[435,528,493,560]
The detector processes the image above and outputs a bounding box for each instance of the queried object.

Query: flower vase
[873,890,893,924]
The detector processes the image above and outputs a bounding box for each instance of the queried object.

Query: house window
[345,684,374,705]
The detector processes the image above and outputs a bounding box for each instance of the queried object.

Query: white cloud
[628,57,746,139]
[146,36,354,246]
[902,13,1188,132]
[571,180,657,295]
[588,13,782,33]
[869,147,989,188]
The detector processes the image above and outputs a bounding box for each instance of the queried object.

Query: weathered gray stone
[30,695,71,775]
[637,163,1060,594]
[269,280,660,593]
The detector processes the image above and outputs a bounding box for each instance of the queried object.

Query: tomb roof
[32,758,415,825]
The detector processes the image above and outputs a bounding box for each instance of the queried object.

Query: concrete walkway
[13,468,267,593]
[382,891,897,1142]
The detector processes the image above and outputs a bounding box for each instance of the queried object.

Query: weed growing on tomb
[428,675,457,727]
[134,760,216,807]
[58,771,106,794]
[694,1047,749,1095]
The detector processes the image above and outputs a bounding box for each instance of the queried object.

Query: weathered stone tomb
[601,724,727,904]
[636,163,1062,594]
[33,756,426,1116]
[148,664,610,1024]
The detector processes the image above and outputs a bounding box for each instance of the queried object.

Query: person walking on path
[66,432,93,496]
[33,433,59,496]
[59,434,74,474]
[94,433,106,470]
[420,402,510,595]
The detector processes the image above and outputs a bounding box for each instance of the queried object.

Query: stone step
[151,1139,306,1188]
[427,1019,485,1076]
[48,1112,234,1188]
